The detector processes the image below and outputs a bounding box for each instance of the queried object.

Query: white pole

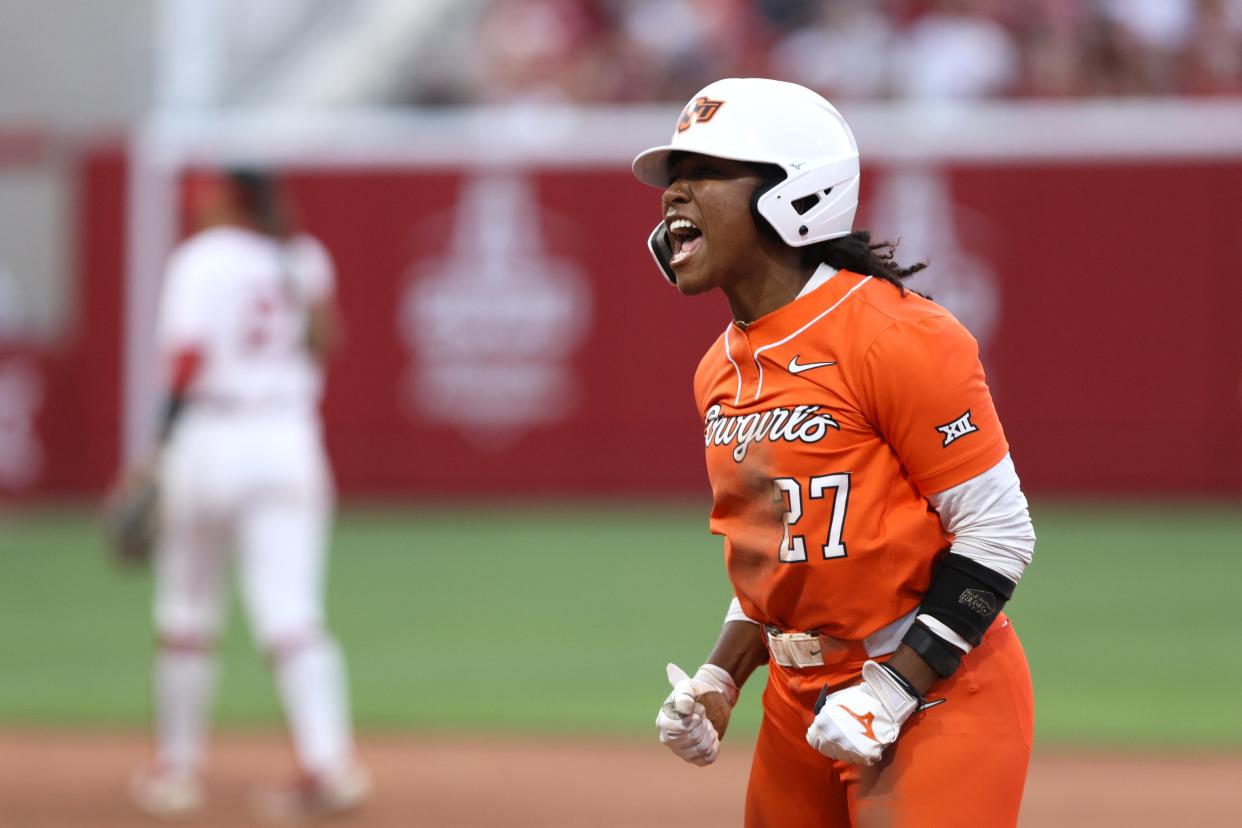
[124,0,224,460]
[122,119,180,462]
[154,0,225,110]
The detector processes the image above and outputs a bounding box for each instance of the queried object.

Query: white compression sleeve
[724,596,759,626]
[926,452,1035,585]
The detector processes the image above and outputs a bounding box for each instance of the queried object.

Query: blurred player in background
[636,79,1036,826]
[113,169,367,822]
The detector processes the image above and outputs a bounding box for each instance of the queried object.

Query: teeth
[668,218,698,233]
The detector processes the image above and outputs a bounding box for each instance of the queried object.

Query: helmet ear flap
[756,160,860,247]
[647,223,678,285]
[748,170,787,241]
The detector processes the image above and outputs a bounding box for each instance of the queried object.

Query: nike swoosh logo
[788,355,837,374]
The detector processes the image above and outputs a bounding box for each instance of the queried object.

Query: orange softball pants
[744,615,1034,828]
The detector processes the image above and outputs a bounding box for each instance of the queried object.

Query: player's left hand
[805,660,923,766]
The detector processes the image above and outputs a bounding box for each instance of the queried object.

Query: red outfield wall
[7,152,1242,497]
[0,145,126,498]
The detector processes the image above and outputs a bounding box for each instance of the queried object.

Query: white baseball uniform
[150,224,355,779]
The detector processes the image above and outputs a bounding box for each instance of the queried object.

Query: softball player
[123,170,367,821]
[637,79,1036,827]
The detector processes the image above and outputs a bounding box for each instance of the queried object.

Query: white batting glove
[805,660,925,766]
[656,663,738,766]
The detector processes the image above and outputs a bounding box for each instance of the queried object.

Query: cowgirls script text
[704,404,840,462]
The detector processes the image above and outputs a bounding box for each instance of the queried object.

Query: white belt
[765,630,831,669]
[764,607,919,669]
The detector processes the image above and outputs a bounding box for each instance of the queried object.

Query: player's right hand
[655,662,736,766]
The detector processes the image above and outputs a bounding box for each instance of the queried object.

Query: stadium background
[1,1,1240,825]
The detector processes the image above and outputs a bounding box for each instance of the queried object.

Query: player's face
[661,153,770,295]
[187,172,241,231]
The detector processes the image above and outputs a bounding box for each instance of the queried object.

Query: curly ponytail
[748,163,928,296]
[817,231,927,296]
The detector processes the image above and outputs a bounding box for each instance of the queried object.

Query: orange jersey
[693,269,1008,637]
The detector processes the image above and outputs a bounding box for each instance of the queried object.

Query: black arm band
[917,553,1014,647]
[902,621,963,679]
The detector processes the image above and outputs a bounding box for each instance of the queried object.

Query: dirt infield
[0,730,1238,827]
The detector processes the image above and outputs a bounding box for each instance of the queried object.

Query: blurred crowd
[410,0,1242,104]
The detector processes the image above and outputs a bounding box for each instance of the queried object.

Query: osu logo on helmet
[677,97,725,132]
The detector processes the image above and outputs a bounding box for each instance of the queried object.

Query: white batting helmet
[633,78,860,283]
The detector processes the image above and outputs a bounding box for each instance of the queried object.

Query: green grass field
[2,501,1239,748]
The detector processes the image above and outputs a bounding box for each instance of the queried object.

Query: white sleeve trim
[724,596,760,626]
[925,453,1035,584]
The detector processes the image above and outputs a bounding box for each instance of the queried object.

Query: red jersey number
[241,288,296,355]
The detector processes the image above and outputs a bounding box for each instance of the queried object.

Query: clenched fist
[656,663,738,766]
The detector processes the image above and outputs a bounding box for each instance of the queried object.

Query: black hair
[227,168,291,239]
[815,231,927,296]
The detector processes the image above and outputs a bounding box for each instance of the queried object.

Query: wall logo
[870,168,1001,351]
[0,358,43,489]
[398,172,592,446]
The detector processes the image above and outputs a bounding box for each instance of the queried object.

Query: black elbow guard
[917,553,1015,647]
[902,554,1015,678]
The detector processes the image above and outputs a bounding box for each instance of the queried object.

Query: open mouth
[667,218,703,265]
